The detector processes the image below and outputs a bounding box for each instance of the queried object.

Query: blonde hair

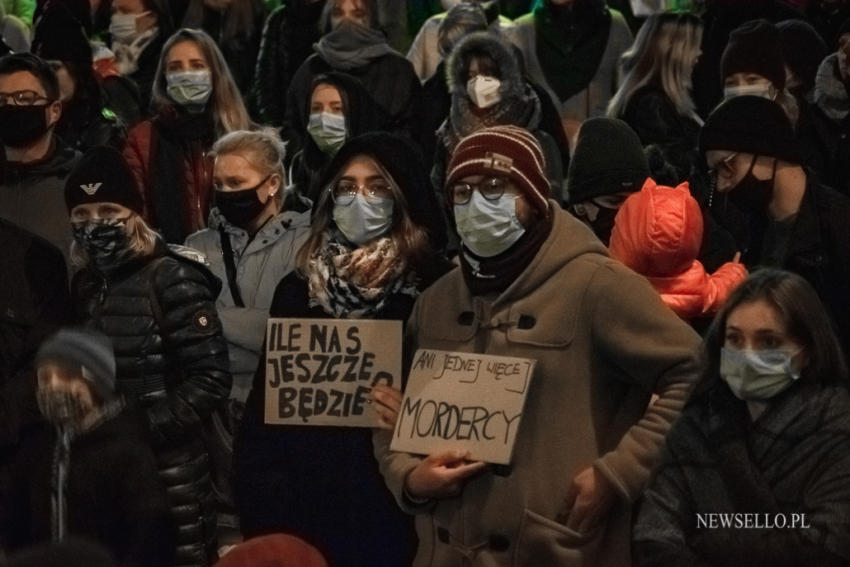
[151,28,253,136]
[70,213,159,272]
[210,128,287,208]
[295,155,432,275]
[608,13,703,122]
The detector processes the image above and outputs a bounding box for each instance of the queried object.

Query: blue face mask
[332,194,394,246]
[307,112,347,155]
[720,346,802,401]
[454,192,525,257]
[166,70,213,107]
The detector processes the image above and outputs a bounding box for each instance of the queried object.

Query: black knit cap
[31,1,93,68]
[317,132,448,251]
[65,146,144,214]
[566,118,650,205]
[776,19,827,94]
[36,327,117,397]
[720,19,786,89]
[699,95,801,164]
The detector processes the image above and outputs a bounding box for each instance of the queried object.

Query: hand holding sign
[391,349,536,465]
[404,450,487,500]
[370,383,403,430]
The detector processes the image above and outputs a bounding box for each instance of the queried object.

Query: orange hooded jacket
[608,179,747,320]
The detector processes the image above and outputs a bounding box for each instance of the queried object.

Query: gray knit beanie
[35,328,116,396]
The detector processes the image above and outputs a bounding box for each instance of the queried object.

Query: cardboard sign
[264,318,401,427]
[390,349,535,465]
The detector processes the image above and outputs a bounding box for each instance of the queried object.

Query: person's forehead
[0,70,46,95]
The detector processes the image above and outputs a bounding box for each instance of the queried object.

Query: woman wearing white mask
[288,72,389,205]
[634,268,850,566]
[432,31,564,220]
[108,0,173,104]
[234,132,449,567]
[123,28,253,244]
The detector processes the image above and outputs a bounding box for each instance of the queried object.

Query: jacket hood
[1,140,79,182]
[316,132,448,252]
[446,31,524,100]
[608,179,703,278]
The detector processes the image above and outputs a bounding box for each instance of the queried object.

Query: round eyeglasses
[449,176,510,205]
[331,179,393,206]
[0,90,51,107]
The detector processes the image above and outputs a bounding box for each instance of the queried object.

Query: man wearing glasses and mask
[0,53,79,260]
[701,94,850,355]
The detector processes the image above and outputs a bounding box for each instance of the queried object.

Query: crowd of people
[1,0,850,566]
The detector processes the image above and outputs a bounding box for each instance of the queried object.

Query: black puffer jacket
[73,243,231,567]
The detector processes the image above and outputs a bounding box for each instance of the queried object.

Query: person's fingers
[371,386,402,413]
[733,251,742,263]
[446,460,486,480]
[429,449,470,466]
[566,501,585,532]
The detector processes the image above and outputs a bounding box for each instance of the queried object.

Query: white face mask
[454,191,525,257]
[109,11,150,44]
[166,70,213,106]
[723,83,776,101]
[719,346,802,401]
[307,112,347,155]
[332,194,394,246]
[467,75,502,109]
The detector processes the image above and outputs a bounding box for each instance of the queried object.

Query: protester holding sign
[376,125,701,567]
[233,132,450,567]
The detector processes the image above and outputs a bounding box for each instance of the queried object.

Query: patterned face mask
[72,217,135,272]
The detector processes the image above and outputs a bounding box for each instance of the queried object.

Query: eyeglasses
[708,152,739,180]
[0,90,51,107]
[449,176,511,205]
[331,179,393,206]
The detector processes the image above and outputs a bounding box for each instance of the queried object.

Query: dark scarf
[533,0,611,103]
[439,86,542,155]
[151,109,215,243]
[459,210,554,296]
[314,20,394,71]
[306,232,420,318]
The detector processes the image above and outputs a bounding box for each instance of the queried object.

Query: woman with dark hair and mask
[234,132,449,567]
[633,268,850,566]
[289,71,388,204]
[280,0,420,160]
[184,128,312,551]
[66,145,232,567]
[107,0,174,104]
[123,27,253,244]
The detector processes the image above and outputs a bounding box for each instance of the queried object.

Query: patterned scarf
[438,86,542,155]
[306,233,419,318]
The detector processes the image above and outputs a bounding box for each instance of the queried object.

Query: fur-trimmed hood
[446,31,524,100]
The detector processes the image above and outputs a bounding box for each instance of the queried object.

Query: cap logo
[485,152,513,173]
[80,182,102,195]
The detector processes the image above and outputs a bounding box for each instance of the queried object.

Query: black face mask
[215,176,271,226]
[0,104,51,148]
[728,155,776,215]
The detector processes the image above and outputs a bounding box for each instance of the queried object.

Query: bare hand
[371,384,403,430]
[404,450,487,500]
[556,467,619,534]
[733,251,742,263]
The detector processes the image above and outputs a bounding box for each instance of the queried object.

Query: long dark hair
[699,268,848,391]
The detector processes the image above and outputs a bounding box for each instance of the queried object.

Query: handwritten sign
[264,318,401,427]
[390,349,535,465]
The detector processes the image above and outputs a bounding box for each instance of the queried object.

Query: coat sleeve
[588,263,701,501]
[122,121,154,224]
[252,6,288,126]
[631,426,714,567]
[372,294,432,514]
[145,259,232,446]
[703,261,747,315]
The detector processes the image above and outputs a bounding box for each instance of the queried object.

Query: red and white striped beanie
[446,125,551,214]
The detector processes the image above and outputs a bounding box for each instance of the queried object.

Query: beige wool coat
[375,205,702,567]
